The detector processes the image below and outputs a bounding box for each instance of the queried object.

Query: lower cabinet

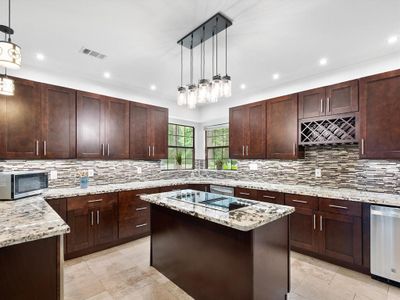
[234,187,258,200]
[159,184,189,192]
[66,193,118,257]
[257,190,284,205]
[188,184,210,192]
[118,188,159,240]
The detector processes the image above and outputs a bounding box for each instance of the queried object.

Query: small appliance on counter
[0,171,48,200]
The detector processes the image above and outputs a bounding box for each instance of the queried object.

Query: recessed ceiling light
[36,53,45,61]
[272,73,280,80]
[103,72,111,79]
[240,84,246,90]
[319,57,328,66]
[150,84,157,91]
[388,35,398,45]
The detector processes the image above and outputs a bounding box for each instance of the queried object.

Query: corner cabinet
[130,102,168,160]
[229,101,266,159]
[359,70,400,159]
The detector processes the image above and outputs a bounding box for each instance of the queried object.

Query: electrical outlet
[137,167,142,174]
[88,169,94,177]
[315,168,322,178]
[249,163,258,171]
[49,170,57,180]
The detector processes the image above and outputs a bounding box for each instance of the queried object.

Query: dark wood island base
[150,204,290,300]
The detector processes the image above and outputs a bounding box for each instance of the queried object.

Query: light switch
[88,169,94,177]
[315,168,322,178]
[249,163,258,171]
[49,170,57,180]
[137,167,142,174]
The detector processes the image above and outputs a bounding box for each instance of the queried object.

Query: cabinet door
[298,87,326,119]
[267,94,300,159]
[77,91,106,159]
[41,84,76,159]
[0,78,41,159]
[359,70,400,159]
[247,102,266,158]
[229,106,247,158]
[130,103,150,159]
[148,106,168,159]
[318,212,362,265]
[94,194,118,246]
[66,198,94,254]
[105,97,129,159]
[326,80,358,116]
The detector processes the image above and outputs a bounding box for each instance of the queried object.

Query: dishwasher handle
[371,206,400,219]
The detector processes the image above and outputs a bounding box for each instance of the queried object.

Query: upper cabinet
[359,70,400,159]
[267,94,303,159]
[229,101,266,159]
[130,103,168,160]
[299,80,358,119]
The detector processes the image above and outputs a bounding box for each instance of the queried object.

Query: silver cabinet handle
[148,145,151,157]
[320,215,323,231]
[246,145,249,156]
[107,144,110,156]
[101,144,105,156]
[35,140,39,156]
[90,211,94,226]
[293,143,296,156]
[361,139,365,155]
[152,145,155,156]
[313,214,316,230]
[239,192,250,196]
[43,141,47,156]
[292,199,308,204]
[136,223,147,228]
[329,204,348,210]
[320,98,324,113]
[96,210,100,225]
[136,207,148,211]
[326,97,330,112]
[242,145,245,156]
[88,199,103,203]
[263,195,276,199]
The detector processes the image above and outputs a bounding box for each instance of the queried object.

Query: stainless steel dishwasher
[371,205,400,284]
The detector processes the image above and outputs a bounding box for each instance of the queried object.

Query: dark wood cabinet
[234,187,258,200]
[229,101,266,159]
[159,185,189,192]
[41,84,76,159]
[188,184,210,192]
[359,70,400,159]
[299,80,358,119]
[267,94,303,159]
[105,97,130,159]
[0,78,41,159]
[130,103,168,160]
[257,190,284,205]
[76,91,106,159]
[118,188,158,240]
[46,198,67,222]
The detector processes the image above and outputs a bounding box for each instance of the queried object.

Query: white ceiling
[3,0,400,122]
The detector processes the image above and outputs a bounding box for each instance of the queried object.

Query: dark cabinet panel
[105,97,130,159]
[188,184,210,192]
[130,103,149,159]
[326,80,358,116]
[298,87,326,119]
[41,84,76,159]
[247,102,266,158]
[359,70,400,159]
[46,198,67,222]
[235,187,258,200]
[267,94,302,159]
[94,195,118,246]
[0,78,41,159]
[159,185,189,192]
[77,91,106,159]
[257,190,284,205]
[148,106,168,159]
[229,106,247,159]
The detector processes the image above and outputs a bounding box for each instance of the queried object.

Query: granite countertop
[44,178,400,207]
[140,191,295,231]
[0,196,70,248]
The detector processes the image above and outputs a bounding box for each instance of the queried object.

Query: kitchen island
[140,189,295,300]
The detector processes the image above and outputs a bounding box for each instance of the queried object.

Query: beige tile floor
[65,237,400,300]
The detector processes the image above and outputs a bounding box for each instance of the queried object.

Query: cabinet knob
[43,141,47,156]
[35,140,39,156]
[361,139,365,155]
[326,97,330,112]
[148,145,151,157]
[320,98,324,113]
[242,145,245,156]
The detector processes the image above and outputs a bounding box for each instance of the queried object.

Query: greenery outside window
[161,123,194,170]
[206,127,237,170]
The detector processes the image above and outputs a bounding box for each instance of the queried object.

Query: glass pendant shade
[0,41,21,69]
[0,75,14,96]
[187,84,198,109]
[177,86,187,106]
[222,75,231,98]
[197,79,209,103]
[210,75,222,102]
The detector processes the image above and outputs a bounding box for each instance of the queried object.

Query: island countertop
[140,190,295,231]
[0,196,70,248]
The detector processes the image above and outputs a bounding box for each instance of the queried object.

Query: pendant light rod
[190,36,193,85]
[215,17,218,75]
[211,31,214,77]
[180,41,183,87]
[8,0,11,41]
[225,25,228,75]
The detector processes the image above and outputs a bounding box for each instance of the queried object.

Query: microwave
[0,171,48,200]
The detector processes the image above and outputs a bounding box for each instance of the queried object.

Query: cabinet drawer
[285,194,318,210]
[257,190,284,204]
[319,198,361,217]
[235,187,258,200]
[119,188,157,220]
[159,185,188,192]
[67,193,116,211]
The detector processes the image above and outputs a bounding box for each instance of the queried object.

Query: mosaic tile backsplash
[0,145,399,194]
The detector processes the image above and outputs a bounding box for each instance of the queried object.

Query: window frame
[164,123,195,170]
[205,126,237,171]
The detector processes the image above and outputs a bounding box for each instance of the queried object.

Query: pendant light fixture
[0,0,21,69]
[177,42,187,106]
[0,70,14,96]
[187,40,197,109]
[197,27,209,104]
[211,17,222,99]
[222,25,231,98]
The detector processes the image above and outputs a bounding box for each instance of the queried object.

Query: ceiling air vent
[79,47,107,59]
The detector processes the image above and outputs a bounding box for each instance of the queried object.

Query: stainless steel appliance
[371,205,400,284]
[209,185,235,196]
[0,171,48,200]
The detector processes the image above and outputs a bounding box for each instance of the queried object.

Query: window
[206,127,237,170]
[161,123,194,170]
